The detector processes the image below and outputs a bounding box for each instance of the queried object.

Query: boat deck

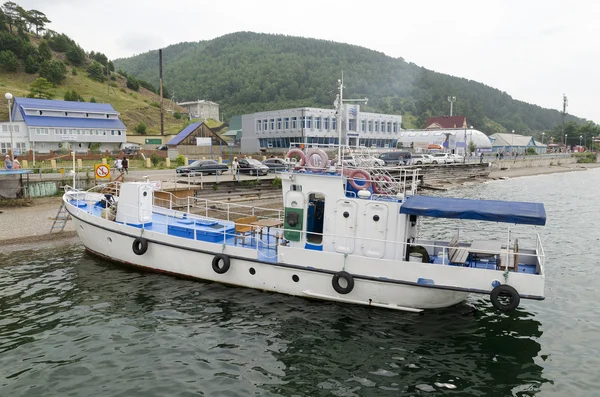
[70,199,281,263]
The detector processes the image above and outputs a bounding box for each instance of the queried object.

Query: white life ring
[305,148,329,171]
[285,148,306,167]
[348,169,372,190]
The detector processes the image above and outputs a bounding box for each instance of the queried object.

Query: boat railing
[184,196,283,222]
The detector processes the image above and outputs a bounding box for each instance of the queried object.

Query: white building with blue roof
[0,97,127,155]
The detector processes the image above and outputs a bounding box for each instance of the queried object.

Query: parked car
[262,158,289,172]
[411,154,433,165]
[449,154,463,163]
[239,158,269,175]
[378,151,412,166]
[156,145,168,150]
[122,147,138,155]
[176,159,229,175]
[431,152,454,164]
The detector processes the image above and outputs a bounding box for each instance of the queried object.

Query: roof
[223,129,241,136]
[21,115,126,129]
[399,195,546,226]
[168,122,202,145]
[229,115,242,130]
[425,116,467,129]
[489,133,537,147]
[14,97,118,113]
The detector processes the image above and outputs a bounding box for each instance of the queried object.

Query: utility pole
[447,96,456,117]
[561,94,568,146]
[159,49,164,136]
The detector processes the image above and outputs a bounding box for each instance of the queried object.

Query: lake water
[1,169,599,396]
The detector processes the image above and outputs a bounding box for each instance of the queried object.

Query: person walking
[122,156,129,174]
[4,154,12,169]
[231,157,239,181]
[114,158,122,173]
[13,156,21,169]
[480,152,484,164]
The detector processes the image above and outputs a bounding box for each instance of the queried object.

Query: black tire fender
[212,254,231,274]
[490,284,520,312]
[332,271,354,294]
[132,237,148,255]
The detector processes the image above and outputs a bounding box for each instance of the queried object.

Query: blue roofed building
[167,121,227,157]
[0,97,127,155]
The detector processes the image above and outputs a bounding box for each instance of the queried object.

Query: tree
[89,97,96,103]
[107,60,114,72]
[39,59,67,84]
[26,9,50,36]
[135,122,147,134]
[93,51,108,66]
[64,89,84,102]
[66,44,85,66]
[1,1,22,33]
[24,54,38,73]
[28,77,55,99]
[47,33,71,52]
[0,49,18,71]
[87,60,105,82]
[0,8,8,32]
[37,40,52,61]
[468,140,477,153]
[126,74,139,91]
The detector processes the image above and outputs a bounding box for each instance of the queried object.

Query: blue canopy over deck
[400,195,546,226]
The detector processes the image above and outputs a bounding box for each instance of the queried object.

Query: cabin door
[333,200,358,254]
[283,190,305,242]
[361,203,388,258]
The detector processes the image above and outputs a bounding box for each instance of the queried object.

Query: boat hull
[67,204,469,312]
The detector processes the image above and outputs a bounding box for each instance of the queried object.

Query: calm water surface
[1,169,599,396]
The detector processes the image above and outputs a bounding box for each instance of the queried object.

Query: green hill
[114,31,587,136]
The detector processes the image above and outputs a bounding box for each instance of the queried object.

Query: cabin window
[290,184,302,192]
[307,193,325,244]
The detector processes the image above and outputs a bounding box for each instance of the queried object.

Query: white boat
[63,146,546,313]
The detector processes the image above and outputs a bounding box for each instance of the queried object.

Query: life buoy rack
[285,148,307,167]
[305,148,329,171]
[332,271,355,294]
[212,254,231,274]
[348,169,372,190]
[372,174,393,194]
[490,284,520,312]
[132,237,148,255]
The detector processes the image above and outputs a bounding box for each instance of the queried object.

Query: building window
[324,118,330,130]
[315,117,321,130]
[111,130,115,135]
[374,121,379,133]
[291,117,297,129]
[332,118,337,131]
[387,123,392,133]
[256,120,262,131]
[393,123,398,133]
[277,118,282,129]
[118,130,122,135]
[361,120,366,132]
[284,117,289,129]
[270,119,275,130]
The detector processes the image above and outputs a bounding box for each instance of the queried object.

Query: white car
[449,154,463,163]
[431,153,453,164]
[411,154,433,165]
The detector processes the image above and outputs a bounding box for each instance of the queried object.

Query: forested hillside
[115,32,587,136]
[0,1,188,134]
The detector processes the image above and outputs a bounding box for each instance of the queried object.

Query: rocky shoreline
[2,163,599,252]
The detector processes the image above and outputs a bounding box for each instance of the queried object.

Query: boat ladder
[50,203,70,233]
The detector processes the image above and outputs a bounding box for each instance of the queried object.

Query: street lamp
[512,130,515,155]
[5,92,14,164]
[580,135,582,147]
[565,134,568,152]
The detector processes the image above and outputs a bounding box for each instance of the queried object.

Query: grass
[0,67,190,135]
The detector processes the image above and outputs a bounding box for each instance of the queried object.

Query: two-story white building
[177,100,220,121]
[240,105,403,153]
[0,97,127,155]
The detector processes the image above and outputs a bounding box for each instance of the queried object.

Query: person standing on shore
[13,156,20,169]
[122,157,129,174]
[114,158,122,173]
[232,157,239,181]
[480,152,484,164]
[4,154,12,169]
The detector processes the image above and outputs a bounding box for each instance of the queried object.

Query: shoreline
[2,163,599,251]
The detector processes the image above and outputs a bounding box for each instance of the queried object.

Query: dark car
[378,151,412,166]
[176,160,228,176]
[239,158,269,175]
[156,145,168,150]
[262,158,288,172]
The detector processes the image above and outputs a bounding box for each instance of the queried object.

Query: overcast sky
[16,0,600,123]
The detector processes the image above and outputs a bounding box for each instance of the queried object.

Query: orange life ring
[305,148,329,171]
[372,174,393,194]
[348,169,371,190]
[286,148,306,166]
